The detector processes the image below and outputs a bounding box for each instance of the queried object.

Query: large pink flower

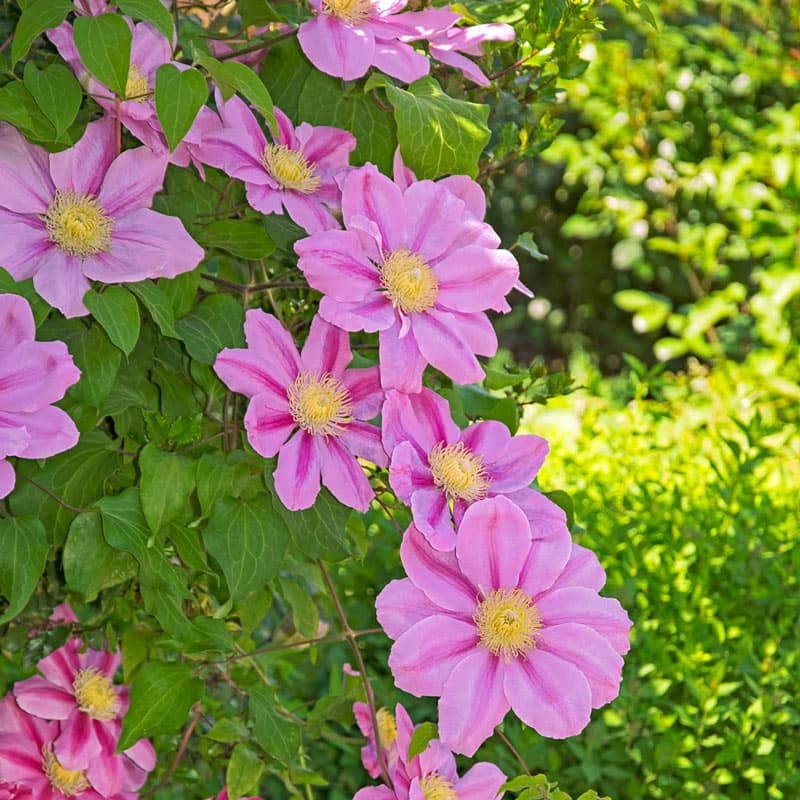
[0,294,80,498]
[200,95,355,233]
[376,496,632,756]
[426,23,515,86]
[297,1,457,82]
[382,388,549,550]
[214,312,386,511]
[295,165,520,392]
[0,119,204,317]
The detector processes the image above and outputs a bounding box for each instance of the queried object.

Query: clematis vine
[0,294,80,498]
[295,164,520,392]
[0,119,203,317]
[214,311,386,511]
[376,496,632,756]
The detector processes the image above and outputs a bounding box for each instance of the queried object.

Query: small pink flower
[0,294,80,498]
[352,701,406,779]
[297,0,458,82]
[0,119,204,317]
[200,95,355,233]
[50,604,79,626]
[214,312,386,511]
[381,388,549,551]
[426,23,515,86]
[295,164,520,392]
[376,496,632,756]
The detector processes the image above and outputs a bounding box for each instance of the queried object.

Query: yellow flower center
[380,249,438,314]
[420,772,457,800]
[73,667,121,721]
[42,744,90,797]
[44,190,112,258]
[322,0,372,24]
[375,707,397,747]
[262,144,321,194]
[287,371,353,437]
[125,64,150,102]
[474,588,542,662]
[428,441,490,502]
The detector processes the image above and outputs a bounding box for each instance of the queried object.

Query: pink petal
[376,577,447,639]
[54,710,102,769]
[282,192,338,234]
[319,294,395,334]
[243,310,302,385]
[504,649,592,739]
[301,315,352,377]
[96,147,168,218]
[486,433,549,493]
[0,417,29,458]
[387,440,432,502]
[49,117,115,197]
[299,123,356,168]
[388,615,476,696]
[382,387,459,455]
[320,436,374,511]
[7,406,79,459]
[455,762,507,800]
[448,310,497,357]
[455,497,530,591]
[377,320,427,392]
[0,211,51,277]
[342,164,405,252]
[82,647,120,679]
[0,341,81,412]
[412,309,485,386]
[0,734,44,782]
[243,394,295,458]
[216,93,268,158]
[430,47,490,86]
[411,488,455,552]
[434,246,519,313]
[438,648,508,756]
[548,543,606,592]
[0,124,54,214]
[199,130,270,185]
[340,419,387,467]
[86,750,125,796]
[392,146,416,190]
[0,294,35,354]
[215,347,292,401]
[297,15,376,81]
[274,430,322,511]
[437,176,486,220]
[456,419,511,466]
[371,40,430,83]
[30,249,91,317]
[342,366,383,420]
[402,181,466,264]
[124,738,156,772]
[353,787,396,800]
[0,459,14,498]
[12,677,75,720]
[417,740,457,781]
[37,641,81,691]
[400,524,476,613]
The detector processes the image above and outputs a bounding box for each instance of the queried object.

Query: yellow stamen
[321,0,372,24]
[73,667,121,722]
[44,190,112,258]
[262,144,321,194]
[420,772,457,800]
[125,64,150,102]
[42,744,90,797]
[376,707,397,748]
[428,441,490,502]
[474,588,542,662]
[380,249,438,314]
[287,371,353,437]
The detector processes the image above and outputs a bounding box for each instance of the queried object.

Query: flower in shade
[0,294,80,498]
[295,164,520,392]
[297,1,457,82]
[214,311,386,511]
[0,119,204,317]
[352,702,403,779]
[425,23,515,86]
[376,496,632,756]
[200,95,356,233]
[381,387,549,551]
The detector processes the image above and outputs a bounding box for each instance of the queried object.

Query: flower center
[125,64,150,102]
[44,190,112,258]
[321,0,371,24]
[287,371,353,437]
[473,588,542,662]
[428,441,490,502]
[262,144,321,194]
[380,249,438,314]
[42,744,90,797]
[376,707,397,747]
[73,667,120,721]
[420,772,457,800]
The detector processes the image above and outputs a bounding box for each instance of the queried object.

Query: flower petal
[435,246,519,313]
[487,433,549,492]
[0,123,53,214]
[342,164,405,252]
[455,762,507,800]
[376,577,447,639]
[301,315,352,377]
[0,459,15,498]
[382,386,459,454]
[342,366,383,420]
[297,15,375,80]
[371,40,430,83]
[547,543,606,592]
[244,394,295,458]
[410,488,455,552]
[31,249,91,318]
[274,429,322,511]
[0,341,81,412]
[13,676,75,720]
[282,191,339,234]
[412,309,485,386]
[340,419,387,467]
[96,147,168,218]
[0,294,35,354]
[54,710,103,769]
[8,406,79,459]
[386,440,432,503]
[243,310,302,385]
[49,117,115,197]
[215,348,291,402]
[37,640,81,691]
[319,294,395,334]
[319,436,374,512]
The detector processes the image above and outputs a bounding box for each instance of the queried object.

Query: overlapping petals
[426,23,515,86]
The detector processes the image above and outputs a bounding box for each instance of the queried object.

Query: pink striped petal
[274,430,322,511]
[0,294,35,354]
[381,387,459,454]
[243,310,302,383]
[320,436,374,511]
[244,394,295,458]
[387,441,432,503]
[0,459,15,498]
[376,578,449,639]
[215,348,292,402]
[340,419,387,467]
[50,117,115,197]
[282,191,338,234]
[37,640,81,690]
[342,164,405,252]
[455,762,507,800]
[547,543,606,592]
[54,711,102,769]
[412,309,485,386]
[297,15,375,81]
[301,315,352,377]
[410,488,454,552]
[0,341,80,413]
[13,677,75,720]
[342,366,383,420]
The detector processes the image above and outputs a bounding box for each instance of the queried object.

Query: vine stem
[141,703,202,797]
[21,476,92,514]
[0,33,13,55]
[319,561,393,789]
[495,726,531,776]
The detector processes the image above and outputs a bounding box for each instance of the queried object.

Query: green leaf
[175,294,245,365]
[0,517,48,624]
[84,286,142,356]
[227,744,264,800]
[23,62,82,138]
[238,0,284,26]
[118,661,202,752]
[452,384,519,434]
[0,79,57,144]
[117,0,174,40]
[259,38,311,120]
[128,280,180,338]
[407,721,438,761]
[63,512,138,600]
[139,444,196,534]
[155,64,208,151]
[196,452,265,515]
[195,220,275,260]
[277,576,318,638]
[206,717,248,743]
[250,686,301,766]
[203,495,289,601]
[74,14,133,98]
[66,323,122,408]
[387,76,490,179]
[11,0,73,65]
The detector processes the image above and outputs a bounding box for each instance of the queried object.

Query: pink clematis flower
[0,119,204,317]
[381,388,549,551]
[200,95,356,233]
[425,23,515,86]
[352,701,406,779]
[214,311,386,511]
[297,0,457,82]
[376,496,632,756]
[295,164,520,392]
[0,294,80,498]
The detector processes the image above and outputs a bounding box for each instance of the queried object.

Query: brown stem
[201,273,306,292]
[319,561,392,789]
[142,703,202,797]
[215,27,297,60]
[488,51,539,81]
[0,33,13,55]
[114,98,122,156]
[21,476,92,514]
[495,726,531,776]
